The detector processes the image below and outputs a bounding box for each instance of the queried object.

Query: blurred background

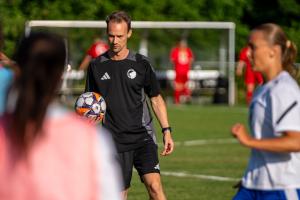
[2,0,300,105]
[1,1,300,199]
[2,0,300,56]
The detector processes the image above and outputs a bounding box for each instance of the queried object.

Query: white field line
[133,170,239,182]
[157,138,238,147]
[139,138,240,182]
[161,171,239,182]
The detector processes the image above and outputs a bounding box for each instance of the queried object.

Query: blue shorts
[233,186,300,200]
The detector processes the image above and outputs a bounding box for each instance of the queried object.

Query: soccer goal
[25,20,236,105]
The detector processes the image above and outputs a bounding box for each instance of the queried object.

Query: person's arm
[95,128,122,200]
[83,62,103,124]
[231,123,300,152]
[0,52,20,78]
[0,52,10,65]
[150,94,174,156]
[79,55,92,70]
[236,60,245,76]
[233,84,300,153]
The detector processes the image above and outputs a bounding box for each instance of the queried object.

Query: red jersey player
[79,38,109,70]
[170,39,194,104]
[236,46,263,104]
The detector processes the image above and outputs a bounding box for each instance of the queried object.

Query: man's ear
[127,29,132,38]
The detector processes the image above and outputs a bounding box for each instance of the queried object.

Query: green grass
[127,104,250,200]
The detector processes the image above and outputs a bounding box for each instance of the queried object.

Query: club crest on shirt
[127,69,136,79]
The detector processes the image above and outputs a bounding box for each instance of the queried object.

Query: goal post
[25,20,236,105]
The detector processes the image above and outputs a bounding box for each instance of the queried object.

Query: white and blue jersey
[235,71,300,199]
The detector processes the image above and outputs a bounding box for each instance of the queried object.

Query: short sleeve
[272,85,300,133]
[239,48,248,62]
[0,68,13,89]
[84,61,98,93]
[87,44,96,57]
[143,60,161,97]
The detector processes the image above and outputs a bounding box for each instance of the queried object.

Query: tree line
[1,0,300,61]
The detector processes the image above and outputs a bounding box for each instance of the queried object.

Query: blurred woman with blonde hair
[232,23,300,200]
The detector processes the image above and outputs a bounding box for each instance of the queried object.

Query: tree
[1,0,300,62]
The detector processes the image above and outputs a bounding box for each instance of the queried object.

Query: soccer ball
[75,92,106,121]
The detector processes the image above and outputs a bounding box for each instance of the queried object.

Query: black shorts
[117,140,160,189]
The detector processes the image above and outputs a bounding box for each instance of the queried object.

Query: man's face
[107,21,132,54]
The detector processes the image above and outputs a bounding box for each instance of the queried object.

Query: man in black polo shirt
[85,11,174,200]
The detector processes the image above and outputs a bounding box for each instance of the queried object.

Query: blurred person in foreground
[236,45,264,105]
[85,11,174,200]
[0,21,19,115]
[0,32,122,200]
[170,38,194,104]
[231,23,300,200]
[79,37,109,70]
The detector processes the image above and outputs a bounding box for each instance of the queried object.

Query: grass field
[128,104,250,200]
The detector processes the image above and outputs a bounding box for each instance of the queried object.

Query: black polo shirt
[85,51,160,152]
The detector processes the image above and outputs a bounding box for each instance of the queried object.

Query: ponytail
[282,40,299,81]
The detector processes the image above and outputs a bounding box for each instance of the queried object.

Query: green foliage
[1,0,300,63]
[242,0,300,60]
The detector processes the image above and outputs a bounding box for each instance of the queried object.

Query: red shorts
[175,73,188,83]
[175,69,189,83]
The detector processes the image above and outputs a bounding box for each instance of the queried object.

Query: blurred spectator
[0,32,122,200]
[170,39,194,104]
[0,54,13,115]
[0,21,19,115]
[236,46,263,104]
[79,37,109,70]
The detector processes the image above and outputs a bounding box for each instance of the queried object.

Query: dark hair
[105,11,131,32]
[10,32,66,150]
[253,23,298,79]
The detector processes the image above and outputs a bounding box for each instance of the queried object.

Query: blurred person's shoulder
[46,102,99,135]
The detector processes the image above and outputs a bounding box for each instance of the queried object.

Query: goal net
[25,20,236,105]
